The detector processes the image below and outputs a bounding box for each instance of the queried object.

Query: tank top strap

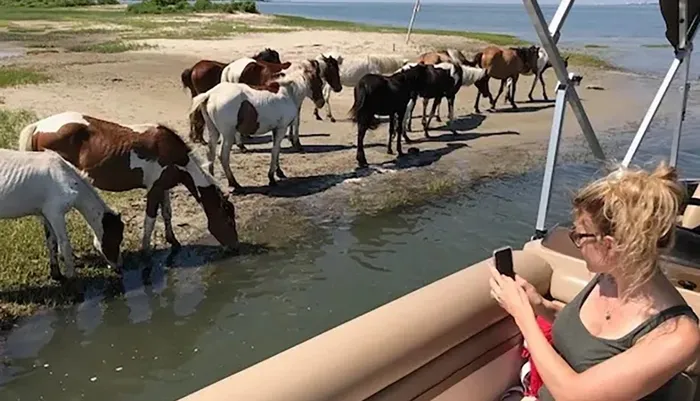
[627,305,699,343]
[571,273,603,309]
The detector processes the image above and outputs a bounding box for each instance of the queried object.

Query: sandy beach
[0,8,653,325]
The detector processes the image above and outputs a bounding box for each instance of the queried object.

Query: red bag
[521,316,554,397]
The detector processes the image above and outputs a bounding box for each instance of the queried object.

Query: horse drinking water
[189,61,327,191]
[18,112,240,252]
[0,149,125,281]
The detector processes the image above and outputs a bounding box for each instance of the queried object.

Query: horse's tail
[189,92,211,144]
[17,121,38,152]
[348,82,380,130]
[181,67,195,97]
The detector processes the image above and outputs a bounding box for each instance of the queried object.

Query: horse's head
[198,185,240,251]
[520,45,541,73]
[95,210,125,269]
[253,48,282,64]
[318,53,343,93]
[304,60,326,109]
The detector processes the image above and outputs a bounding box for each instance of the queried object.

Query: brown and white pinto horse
[181,48,284,144]
[472,45,540,112]
[18,112,240,252]
[218,54,342,153]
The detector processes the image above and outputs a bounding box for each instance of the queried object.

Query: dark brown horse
[472,45,540,113]
[18,111,240,253]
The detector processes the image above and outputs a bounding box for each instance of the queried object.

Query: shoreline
[0,5,655,331]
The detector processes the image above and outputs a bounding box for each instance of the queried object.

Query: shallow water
[2,4,700,400]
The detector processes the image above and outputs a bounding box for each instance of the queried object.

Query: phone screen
[493,247,514,278]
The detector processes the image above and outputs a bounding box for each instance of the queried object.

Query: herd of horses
[0,42,566,282]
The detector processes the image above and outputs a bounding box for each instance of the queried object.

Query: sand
[0,26,652,251]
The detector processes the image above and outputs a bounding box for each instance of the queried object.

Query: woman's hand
[489,264,535,324]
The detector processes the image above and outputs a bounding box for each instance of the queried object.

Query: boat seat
[682,185,700,230]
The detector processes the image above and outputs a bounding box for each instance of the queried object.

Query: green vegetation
[0,66,51,88]
[0,108,143,331]
[584,44,609,49]
[67,40,154,53]
[642,43,672,48]
[0,0,117,7]
[562,51,615,69]
[126,0,258,15]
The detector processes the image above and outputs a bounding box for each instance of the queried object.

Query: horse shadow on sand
[240,132,330,146]
[487,103,555,114]
[0,241,271,316]
[231,142,472,198]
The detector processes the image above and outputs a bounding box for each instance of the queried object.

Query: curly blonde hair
[572,161,686,297]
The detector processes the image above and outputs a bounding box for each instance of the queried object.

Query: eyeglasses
[568,229,597,248]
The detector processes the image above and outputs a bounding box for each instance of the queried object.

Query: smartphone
[493,246,514,278]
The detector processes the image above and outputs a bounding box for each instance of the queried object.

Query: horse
[180,48,282,143]
[313,54,410,123]
[17,111,240,253]
[219,54,342,153]
[0,148,125,281]
[398,61,487,137]
[348,62,429,168]
[414,49,478,122]
[471,45,540,113]
[189,61,327,191]
[189,56,293,146]
[520,48,570,101]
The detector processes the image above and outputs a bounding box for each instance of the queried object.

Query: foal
[18,112,240,252]
[0,149,124,281]
[349,62,429,168]
[399,61,487,137]
[189,62,326,191]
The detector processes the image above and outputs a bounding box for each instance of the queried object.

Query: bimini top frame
[527,0,698,240]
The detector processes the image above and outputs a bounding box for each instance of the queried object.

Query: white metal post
[548,0,575,43]
[523,0,605,160]
[535,81,569,237]
[405,0,420,44]
[670,49,691,167]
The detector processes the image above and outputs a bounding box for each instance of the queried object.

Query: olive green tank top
[538,274,698,401]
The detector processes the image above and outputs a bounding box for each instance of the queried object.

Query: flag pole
[405,0,421,43]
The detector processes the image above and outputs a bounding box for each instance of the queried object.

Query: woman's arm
[518,313,700,401]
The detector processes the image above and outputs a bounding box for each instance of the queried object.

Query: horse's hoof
[276,170,287,179]
[315,115,323,121]
[387,149,394,155]
[330,117,336,123]
[238,147,248,154]
[50,272,66,283]
[167,238,182,250]
[268,179,278,187]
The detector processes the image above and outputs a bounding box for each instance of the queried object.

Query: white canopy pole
[405,0,421,44]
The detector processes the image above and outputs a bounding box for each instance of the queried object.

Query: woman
[490,161,700,401]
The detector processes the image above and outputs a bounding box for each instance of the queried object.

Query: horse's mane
[45,149,118,215]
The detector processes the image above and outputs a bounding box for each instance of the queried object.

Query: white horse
[398,61,487,133]
[505,47,570,102]
[313,53,411,123]
[189,64,326,192]
[0,148,124,281]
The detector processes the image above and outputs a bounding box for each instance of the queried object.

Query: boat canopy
[519,0,697,239]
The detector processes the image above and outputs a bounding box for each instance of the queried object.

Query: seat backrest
[681,185,700,230]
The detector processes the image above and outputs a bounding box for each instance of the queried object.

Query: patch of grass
[349,172,460,216]
[0,0,118,7]
[0,108,144,331]
[126,0,257,15]
[642,43,672,48]
[271,15,527,46]
[584,44,609,49]
[0,66,52,88]
[562,51,615,69]
[67,40,153,53]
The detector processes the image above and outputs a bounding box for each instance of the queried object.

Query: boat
[179,0,700,399]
